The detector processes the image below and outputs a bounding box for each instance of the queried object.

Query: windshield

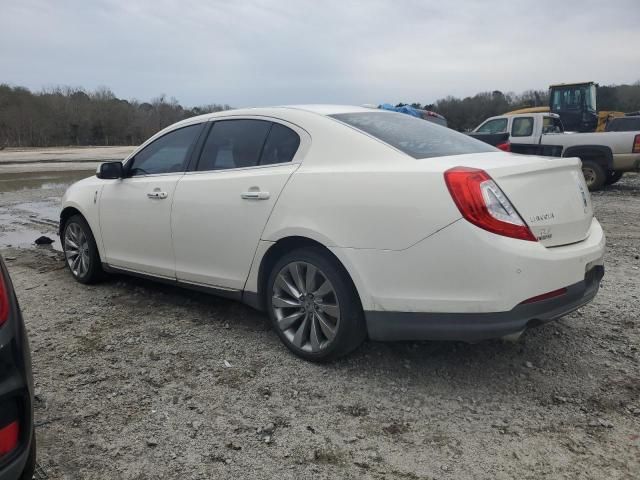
[330,112,497,159]
[551,84,597,112]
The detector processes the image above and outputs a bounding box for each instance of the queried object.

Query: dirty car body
[60,105,605,360]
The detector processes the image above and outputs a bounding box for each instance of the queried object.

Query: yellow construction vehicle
[506,82,625,132]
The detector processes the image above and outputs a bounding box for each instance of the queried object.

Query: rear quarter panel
[261,116,462,251]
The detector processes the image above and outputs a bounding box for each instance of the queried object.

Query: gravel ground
[0,169,638,479]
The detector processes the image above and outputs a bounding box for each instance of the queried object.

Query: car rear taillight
[0,272,9,327]
[633,134,640,153]
[496,141,511,152]
[444,167,537,242]
[0,421,19,457]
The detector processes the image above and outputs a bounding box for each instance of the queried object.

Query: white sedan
[60,105,605,361]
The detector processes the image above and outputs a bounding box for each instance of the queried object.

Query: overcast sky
[1,0,639,107]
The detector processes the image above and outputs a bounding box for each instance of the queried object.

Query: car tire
[62,214,105,284]
[605,170,623,185]
[266,247,366,362]
[581,159,606,191]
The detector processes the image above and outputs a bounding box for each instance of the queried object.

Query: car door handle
[241,191,270,200]
[147,191,168,199]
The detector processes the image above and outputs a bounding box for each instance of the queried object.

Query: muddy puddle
[0,169,94,250]
[0,170,94,192]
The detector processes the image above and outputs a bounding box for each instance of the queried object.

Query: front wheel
[581,160,606,191]
[266,247,366,362]
[62,214,105,284]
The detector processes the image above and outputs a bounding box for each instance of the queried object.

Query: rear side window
[197,120,270,171]
[475,118,508,134]
[331,112,497,159]
[260,123,301,165]
[511,117,534,137]
[197,120,300,171]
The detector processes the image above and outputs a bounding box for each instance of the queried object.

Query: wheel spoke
[65,238,79,250]
[277,309,305,330]
[292,314,310,348]
[289,263,306,294]
[317,302,339,318]
[72,254,81,273]
[305,264,317,294]
[309,316,321,352]
[276,274,301,299]
[272,295,301,308]
[313,280,332,298]
[315,310,336,341]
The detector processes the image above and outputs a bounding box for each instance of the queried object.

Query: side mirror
[97,161,124,179]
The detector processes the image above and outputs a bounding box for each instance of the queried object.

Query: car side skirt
[101,264,243,301]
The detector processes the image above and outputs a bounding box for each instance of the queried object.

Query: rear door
[172,118,306,290]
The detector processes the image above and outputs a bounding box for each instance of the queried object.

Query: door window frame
[122,121,207,178]
[186,115,311,175]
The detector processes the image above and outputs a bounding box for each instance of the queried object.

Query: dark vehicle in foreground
[0,256,35,480]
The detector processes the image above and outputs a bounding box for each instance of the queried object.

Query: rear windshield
[330,112,497,159]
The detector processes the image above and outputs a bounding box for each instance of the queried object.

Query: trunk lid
[431,153,593,247]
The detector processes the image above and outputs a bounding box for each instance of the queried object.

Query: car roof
[186,105,378,123]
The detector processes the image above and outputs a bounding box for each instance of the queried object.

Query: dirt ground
[0,163,638,479]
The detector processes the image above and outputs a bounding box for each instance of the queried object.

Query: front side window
[197,120,271,171]
[511,117,534,137]
[128,124,202,176]
[475,118,508,134]
[332,112,497,159]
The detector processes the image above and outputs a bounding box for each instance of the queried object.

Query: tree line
[0,85,231,148]
[1,81,639,147]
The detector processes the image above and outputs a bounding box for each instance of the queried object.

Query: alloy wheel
[64,222,90,278]
[271,261,340,353]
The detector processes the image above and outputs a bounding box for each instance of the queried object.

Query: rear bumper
[366,265,604,341]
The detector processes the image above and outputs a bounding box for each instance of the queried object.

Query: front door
[99,123,203,278]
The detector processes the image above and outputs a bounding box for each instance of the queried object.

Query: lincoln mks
[60,106,605,361]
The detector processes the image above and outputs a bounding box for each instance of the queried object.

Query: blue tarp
[378,103,422,118]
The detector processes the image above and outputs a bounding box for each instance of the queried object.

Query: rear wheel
[62,214,105,284]
[581,159,606,191]
[605,170,624,185]
[266,247,366,362]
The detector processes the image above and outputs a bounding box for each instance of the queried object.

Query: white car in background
[60,106,605,361]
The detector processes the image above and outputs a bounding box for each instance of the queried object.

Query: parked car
[60,106,605,361]
[605,115,640,132]
[469,112,640,190]
[0,256,35,480]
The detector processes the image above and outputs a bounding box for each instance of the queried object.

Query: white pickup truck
[469,112,640,190]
